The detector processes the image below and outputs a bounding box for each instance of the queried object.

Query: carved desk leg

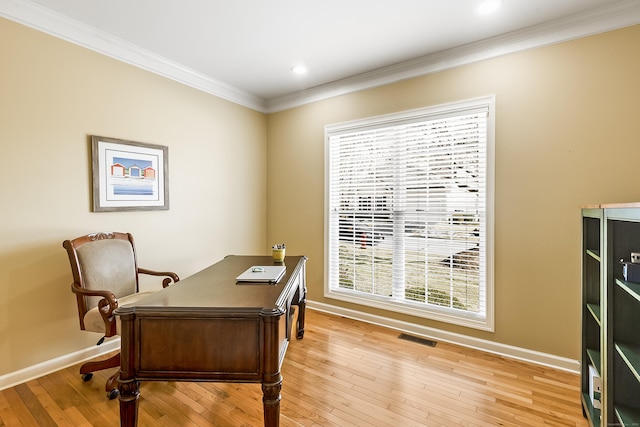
[262,314,282,427]
[117,310,139,427]
[296,300,306,339]
[118,379,140,427]
[262,378,282,427]
[296,284,307,339]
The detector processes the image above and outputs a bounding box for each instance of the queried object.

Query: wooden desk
[115,255,307,427]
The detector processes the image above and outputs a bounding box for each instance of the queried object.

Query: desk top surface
[116,255,305,314]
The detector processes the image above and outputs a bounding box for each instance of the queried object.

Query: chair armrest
[71,283,119,335]
[71,283,118,311]
[138,268,180,288]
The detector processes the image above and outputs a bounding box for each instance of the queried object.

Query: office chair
[62,231,179,399]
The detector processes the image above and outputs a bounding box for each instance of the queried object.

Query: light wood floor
[0,309,588,426]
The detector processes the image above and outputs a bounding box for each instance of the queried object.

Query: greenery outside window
[324,96,495,331]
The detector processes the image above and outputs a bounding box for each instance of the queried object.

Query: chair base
[79,352,120,399]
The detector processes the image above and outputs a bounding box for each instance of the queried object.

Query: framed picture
[91,136,169,212]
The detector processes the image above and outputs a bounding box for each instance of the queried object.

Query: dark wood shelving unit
[582,204,640,427]
[581,208,602,427]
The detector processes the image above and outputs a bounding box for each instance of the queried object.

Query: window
[325,96,494,331]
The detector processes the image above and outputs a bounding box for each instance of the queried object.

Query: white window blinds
[325,96,494,331]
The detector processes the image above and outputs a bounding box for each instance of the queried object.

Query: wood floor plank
[0,309,588,426]
[12,383,57,427]
[0,389,29,426]
[24,379,79,427]
[1,387,39,426]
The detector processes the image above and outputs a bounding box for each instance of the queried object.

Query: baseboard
[0,338,120,391]
[308,300,581,374]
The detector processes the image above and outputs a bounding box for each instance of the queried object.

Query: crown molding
[2,0,639,114]
[0,0,268,112]
[266,0,640,113]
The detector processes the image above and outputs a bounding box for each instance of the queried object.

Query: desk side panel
[136,316,261,381]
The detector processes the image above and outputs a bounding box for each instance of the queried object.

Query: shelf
[586,348,601,375]
[586,303,601,326]
[616,278,640,303]
[615,342,640,383]
[586,249,601,262]
[582,392,601,427]
[615,405,640,427]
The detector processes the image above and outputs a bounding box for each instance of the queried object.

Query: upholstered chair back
[75,238,138,311]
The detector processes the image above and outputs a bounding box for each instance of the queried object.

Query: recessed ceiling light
[291,65,308,75]
[477,0,503,14]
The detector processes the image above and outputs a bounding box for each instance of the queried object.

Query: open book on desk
[236,265,286,284]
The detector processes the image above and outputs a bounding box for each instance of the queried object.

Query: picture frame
[91,135,169,212]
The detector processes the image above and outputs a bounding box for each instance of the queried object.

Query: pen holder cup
[272,248,285,262]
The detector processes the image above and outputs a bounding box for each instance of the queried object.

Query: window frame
[323,95,495,331]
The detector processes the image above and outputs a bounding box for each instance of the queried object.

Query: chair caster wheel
[108,389,119,400]
[82,373,93,382]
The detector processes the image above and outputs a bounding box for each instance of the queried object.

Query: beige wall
[0,18,267,375]
[2,13,639,378]
[267,25,640,360]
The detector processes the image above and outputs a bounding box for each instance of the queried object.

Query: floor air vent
[398,333,437,347]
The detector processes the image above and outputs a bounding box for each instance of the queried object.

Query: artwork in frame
[91,136,169,212]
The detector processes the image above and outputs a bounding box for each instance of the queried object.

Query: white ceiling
[3,0,640,112]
